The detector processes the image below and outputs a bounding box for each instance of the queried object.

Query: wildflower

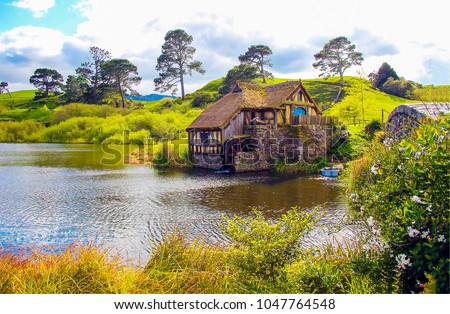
[360,206,365,212]
[367,216,375,228]
[407,226,420,238]
[398,147,405,152]
[395,253,412,270]
[420,229,430,239]
[411,195,422,203]
[397,164,403,171]
[437,135,444,143]
[383,137,394,148]
[427,205,432,212]
[414,152,421,159]
[350,192,358,202]
[370,164,379,175]
[437,235,446,243]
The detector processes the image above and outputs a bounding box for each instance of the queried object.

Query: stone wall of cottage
[231,124,335,172]
[191,154,223,170]
[192,124,336,172]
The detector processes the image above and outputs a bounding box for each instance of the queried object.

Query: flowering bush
[346,116,449,293]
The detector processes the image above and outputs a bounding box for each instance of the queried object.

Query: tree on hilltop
[29,68,64,99]
[154,29,205,100]
[369,62,399,89]
[64,75,88,103]
[76,46,112,103]
[101,58,142,108]
[238,45,273,83]
[313,36,364,102]
[0,81,11,97]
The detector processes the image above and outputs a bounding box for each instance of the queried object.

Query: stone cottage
[186,80,337,172]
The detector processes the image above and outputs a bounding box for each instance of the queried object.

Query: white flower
[407,226,420,238]
[396,254,412,270]
[383,137,394,148]
[414,152,421,159]
[397,165,403,171]
[437,135,444,143]
[367,216,375,228]
[350,192,358,202]
[437,235,447,243]
[398,147,405,152]
[360,206,365,212]
[427,205,432,212]
[420,229,430,239]
[411,195,422,203]
[370,164,379,175]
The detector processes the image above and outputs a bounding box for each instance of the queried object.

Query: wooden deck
[292,115,338,126]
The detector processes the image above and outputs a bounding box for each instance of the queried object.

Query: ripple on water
[0,143,351,262]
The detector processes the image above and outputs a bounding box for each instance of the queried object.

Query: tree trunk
[334,87,343,103]
[339,67,344,88]
[117,77,125,108]
[333,67,345,103]
[261,61,266,83]
[180,73,185,100]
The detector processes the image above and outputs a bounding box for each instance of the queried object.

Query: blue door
[293,107,307,115]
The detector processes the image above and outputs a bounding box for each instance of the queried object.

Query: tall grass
[0,218,437,294]
[0,231,231,294]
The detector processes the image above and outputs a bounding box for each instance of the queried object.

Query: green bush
[0,120,44,142]
[191,92,215,108]
[221,208,319,286]
[52,103,129,124]
[346,117,450,293]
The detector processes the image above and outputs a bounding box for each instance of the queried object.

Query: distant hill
[127,94,176,102]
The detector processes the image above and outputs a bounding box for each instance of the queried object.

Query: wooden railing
[292,115,338,126]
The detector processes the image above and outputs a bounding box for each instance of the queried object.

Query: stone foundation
[191,154,223,170]
[193,124,337,172]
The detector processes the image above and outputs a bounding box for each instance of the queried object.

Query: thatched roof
[186,80,319,130]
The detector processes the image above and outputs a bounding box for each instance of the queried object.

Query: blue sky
[0,0,449,94]
[0,1,85,34]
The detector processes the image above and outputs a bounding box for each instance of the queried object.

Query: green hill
[2,76,447,129]
[196,76,415,125]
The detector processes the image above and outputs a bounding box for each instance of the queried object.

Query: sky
[0,0,449,95]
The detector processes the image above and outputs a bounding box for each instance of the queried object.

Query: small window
[298,91,303,101]
[200,133,209,144]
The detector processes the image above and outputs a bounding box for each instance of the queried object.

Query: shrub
[346,117,450,293]
[221,208,319,286]
[0,120,44,142]
[152,141,191,167]
[380,78,416,99]
[364,119,382,140]
[191,92,215,108]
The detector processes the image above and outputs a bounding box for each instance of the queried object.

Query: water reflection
[0,143,349,262]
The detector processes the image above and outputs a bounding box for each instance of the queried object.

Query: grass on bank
[0,208,405,294]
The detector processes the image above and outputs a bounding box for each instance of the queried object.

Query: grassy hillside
[1,77,447,144]
[319,76,415,124]
[0,90,62,124]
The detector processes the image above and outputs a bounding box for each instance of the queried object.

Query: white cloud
[0,26,87,90]
[12,0,55,18]
[2,0,449,93]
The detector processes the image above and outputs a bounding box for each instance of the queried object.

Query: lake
[0,143,351,263]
